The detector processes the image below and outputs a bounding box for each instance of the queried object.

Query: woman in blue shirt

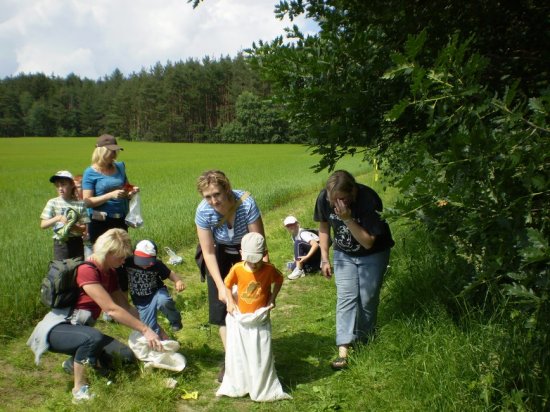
[82,134,138,244]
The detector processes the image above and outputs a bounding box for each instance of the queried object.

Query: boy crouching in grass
[216,232,291,402]
[118,240,185,340]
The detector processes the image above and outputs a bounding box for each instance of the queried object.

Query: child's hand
[226,300,237,314]
[267,301,275,310]
[174,280,186,292]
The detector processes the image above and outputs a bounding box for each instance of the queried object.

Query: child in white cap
[40,170,90,259]
[283,215,321,280]
[217,232,291,401]
[118,240,186,338]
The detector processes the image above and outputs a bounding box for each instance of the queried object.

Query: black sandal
[331,357,348,370]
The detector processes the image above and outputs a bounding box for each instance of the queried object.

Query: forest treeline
[0,55,300,143]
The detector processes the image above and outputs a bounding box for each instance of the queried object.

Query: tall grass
[0,138,368,336]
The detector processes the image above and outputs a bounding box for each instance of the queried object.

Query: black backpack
[40,258,96,308]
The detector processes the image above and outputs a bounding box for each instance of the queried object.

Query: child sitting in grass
[216,232,291,402]
[40,170,90,259]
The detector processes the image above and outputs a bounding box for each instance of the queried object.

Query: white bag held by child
[125,192,144,228]
[216,306,291,402]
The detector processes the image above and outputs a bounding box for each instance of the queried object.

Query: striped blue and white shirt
[195,190,260,245]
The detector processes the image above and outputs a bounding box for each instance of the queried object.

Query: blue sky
[0,0,317,80]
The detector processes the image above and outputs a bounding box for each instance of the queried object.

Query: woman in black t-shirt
[314,170,394,370]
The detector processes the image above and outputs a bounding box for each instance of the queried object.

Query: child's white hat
[49,170,74,183]
[241,232,265,263]
[283,215,298,226]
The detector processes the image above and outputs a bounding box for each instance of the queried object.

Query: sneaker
[171,322,183,332]
[331,357,348,371]
[62,357,74,375]
[72,385,95,404]
[288,267,305,280]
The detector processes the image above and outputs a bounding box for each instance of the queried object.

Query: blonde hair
[325,170,357,207]
[196,170,232,195]
[92,228,132,266]
[91,146,116,168]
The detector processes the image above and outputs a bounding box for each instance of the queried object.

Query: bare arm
[334,199,376,250]
[268,282,282,308]
[82,188,128,208]
[168,271,186,292]
[82,282,162,350]
[40,215,66,229]
[197,225,227,303]
[225,286,237,314]
[319,221,332,279]
[298,239,320,263]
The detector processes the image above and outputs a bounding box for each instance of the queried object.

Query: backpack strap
[215,191,250,228]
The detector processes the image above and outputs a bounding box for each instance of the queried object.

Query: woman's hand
[334,199,352,221]
[217,286,227,304]
[111,189,128,199]
[321,261,332,279]
[143,327,163,351]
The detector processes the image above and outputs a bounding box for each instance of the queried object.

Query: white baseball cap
[241,232,265,263]
[49,170,74,183]
[283,215,298,226]
[134,240,158,266]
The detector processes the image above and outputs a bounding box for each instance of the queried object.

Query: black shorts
[207,243,241,325]
[53,237,84,260]
[88,217,128,244]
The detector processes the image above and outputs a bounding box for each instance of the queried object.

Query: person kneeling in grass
[27,229,163,404]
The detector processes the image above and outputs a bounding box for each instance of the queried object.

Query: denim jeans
[135,287,182,334]
[333,249,390,346]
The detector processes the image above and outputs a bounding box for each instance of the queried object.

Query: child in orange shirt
[217,232,290,402]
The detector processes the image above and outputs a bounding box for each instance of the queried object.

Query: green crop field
[0,137,369,335]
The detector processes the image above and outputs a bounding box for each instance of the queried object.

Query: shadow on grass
[272,331,335,391]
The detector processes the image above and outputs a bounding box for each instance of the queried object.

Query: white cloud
[0,0,317,79]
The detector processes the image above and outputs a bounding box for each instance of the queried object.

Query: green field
[0,138,508,411]
[0,138,369,335]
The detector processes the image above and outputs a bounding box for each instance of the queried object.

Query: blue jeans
[333,249,390,346]
[135,287,182,334]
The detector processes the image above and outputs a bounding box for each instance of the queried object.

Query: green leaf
[384,98,409,121]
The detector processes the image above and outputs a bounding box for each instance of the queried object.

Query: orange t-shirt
[224,261,284,313]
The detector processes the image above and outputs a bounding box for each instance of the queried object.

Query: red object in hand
[124,183,135,192]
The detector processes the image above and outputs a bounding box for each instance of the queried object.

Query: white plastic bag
[165,247,183,265]
[125,192,144,228]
